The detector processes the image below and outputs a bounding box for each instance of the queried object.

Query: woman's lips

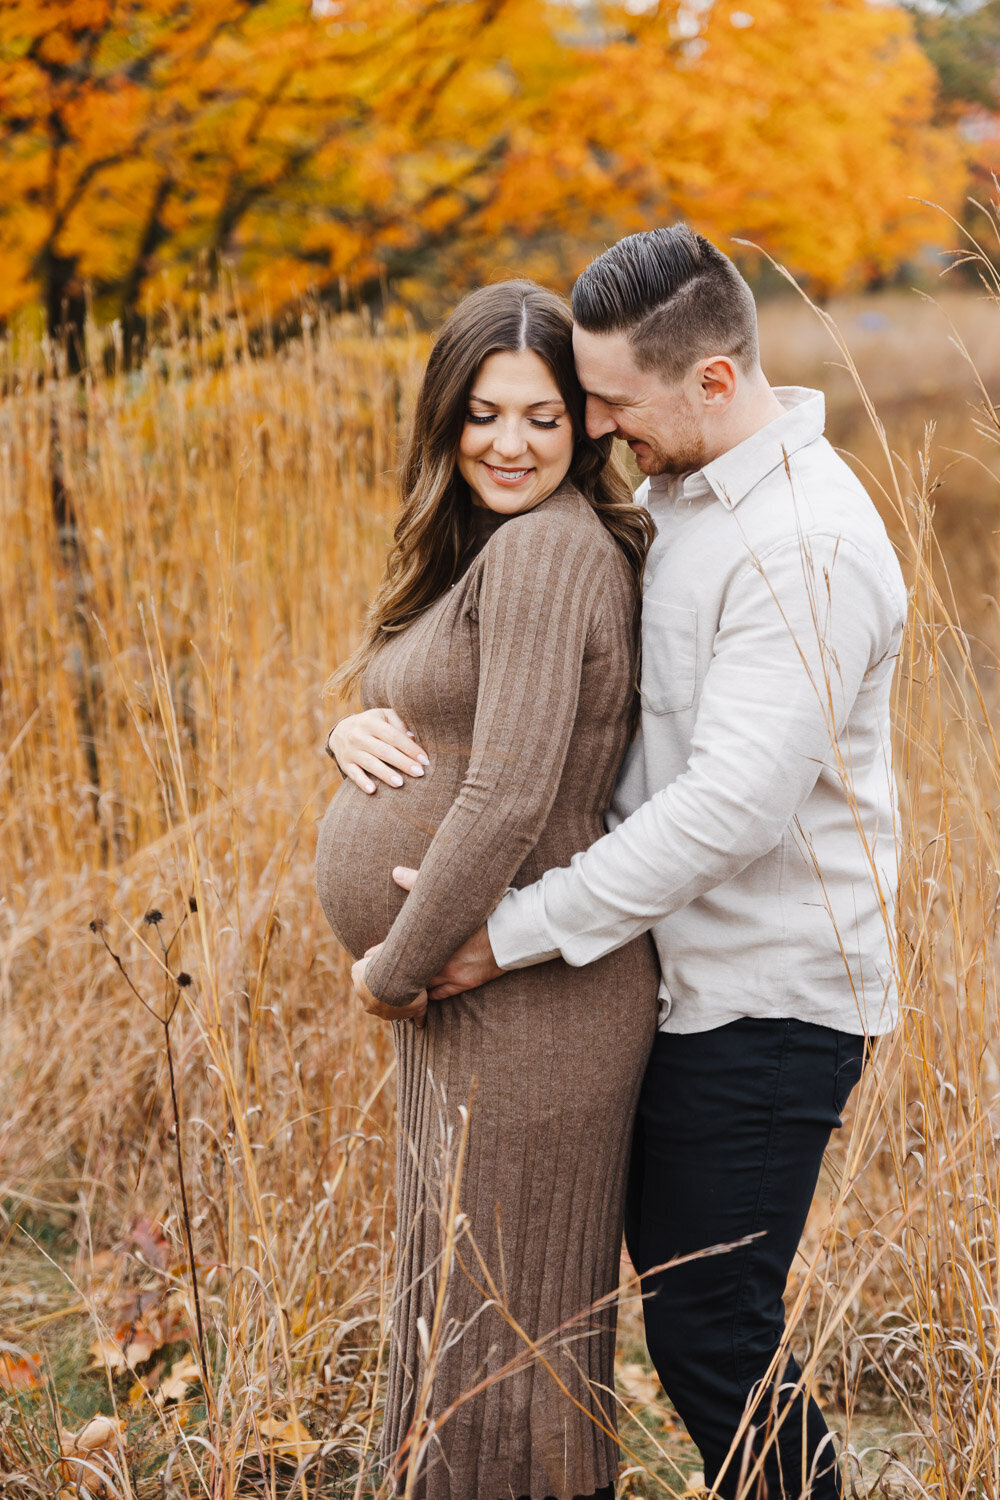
[483,463,534,485]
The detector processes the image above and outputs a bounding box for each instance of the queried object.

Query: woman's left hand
[352,952,428,1028]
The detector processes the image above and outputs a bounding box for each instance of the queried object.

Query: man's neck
[704,381,787,466]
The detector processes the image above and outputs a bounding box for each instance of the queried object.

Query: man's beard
[633,431,709,478]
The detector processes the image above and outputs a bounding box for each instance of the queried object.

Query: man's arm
[487,533,903,972]
[385,866,503,998]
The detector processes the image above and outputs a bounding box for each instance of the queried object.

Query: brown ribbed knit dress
[315,483,659,1500]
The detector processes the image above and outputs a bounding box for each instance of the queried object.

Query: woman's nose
[491,421,528,459]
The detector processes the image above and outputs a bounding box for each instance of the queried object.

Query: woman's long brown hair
[333,279,654,697]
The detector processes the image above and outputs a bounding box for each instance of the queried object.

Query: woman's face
[457,349,574,514]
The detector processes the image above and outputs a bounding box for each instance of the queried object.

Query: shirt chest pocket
[640,599,698,714]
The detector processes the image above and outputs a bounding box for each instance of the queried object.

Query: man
[341,226,906,1497]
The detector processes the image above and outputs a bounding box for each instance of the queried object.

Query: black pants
[624,1018,867,1500]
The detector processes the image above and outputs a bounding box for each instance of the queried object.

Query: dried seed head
[143,909,164,926]
[177,972,192,988]
[89,918,106,934]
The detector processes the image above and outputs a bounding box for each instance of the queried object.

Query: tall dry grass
[0,231,998,1498]
[0,295,425,1493]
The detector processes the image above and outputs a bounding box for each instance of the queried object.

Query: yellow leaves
[577,0,968,293]
[0,0,976,322]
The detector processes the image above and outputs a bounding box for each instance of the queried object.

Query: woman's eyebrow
[467,395,567,409]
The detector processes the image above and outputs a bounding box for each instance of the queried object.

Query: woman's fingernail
[417,753,429,765]
[364,781,375,794]
[410,764,424,777]
[406,730,416,738]
[391,774,403,787]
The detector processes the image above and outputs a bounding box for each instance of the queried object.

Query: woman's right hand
[326,708,429,795]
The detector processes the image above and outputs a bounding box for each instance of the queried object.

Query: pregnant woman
[315,280,660,1500]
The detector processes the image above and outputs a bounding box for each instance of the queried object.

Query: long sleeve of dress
[363,510,608,1006]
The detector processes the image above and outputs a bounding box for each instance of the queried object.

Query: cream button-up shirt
[487,388,907,1036]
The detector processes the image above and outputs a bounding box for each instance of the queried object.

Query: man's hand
[352,950,428,1027]
[392,867,504,998]
[326,709,429,795]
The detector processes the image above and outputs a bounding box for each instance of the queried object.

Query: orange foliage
[0,0,969,328]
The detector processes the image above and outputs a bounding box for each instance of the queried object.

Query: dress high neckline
[462,502,511,564]
[468,502,509,538]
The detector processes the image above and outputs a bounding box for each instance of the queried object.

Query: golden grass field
[1,249,999,1498]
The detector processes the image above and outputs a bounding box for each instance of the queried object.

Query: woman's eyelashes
[465,412,561,429]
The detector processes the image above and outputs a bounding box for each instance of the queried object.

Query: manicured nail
[364,781,375,794]
[406,730,416,738]
[410,764,424,776]
[417,753,429,765]
[390,774,403,787]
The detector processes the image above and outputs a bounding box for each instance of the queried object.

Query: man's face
[572,325,709,478]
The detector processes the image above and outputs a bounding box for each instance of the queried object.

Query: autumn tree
[0,0,972,344]
[483,0,969,296]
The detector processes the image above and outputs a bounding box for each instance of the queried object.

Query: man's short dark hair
[571,225,759,384]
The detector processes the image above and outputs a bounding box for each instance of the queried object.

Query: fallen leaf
[254,1415,325,1457]
[112,1288,165,1325]
[62,1416,123,1454]
[57,1415,124,1499]
[88,1337,128,1374]
[0,1351,43,1392]
[154,1354,201,1406]
[130,1218,171,1271]
[618,1360,661,1406]
[128,1361,165,1404]
[88,1324,159,1373]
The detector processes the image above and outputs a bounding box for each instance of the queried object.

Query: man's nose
[585,396,617,440]
[492,421,528,458]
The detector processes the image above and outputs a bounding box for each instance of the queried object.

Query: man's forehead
[572,325,650,397]
[573,325,635,371]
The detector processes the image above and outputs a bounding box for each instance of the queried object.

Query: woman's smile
[482,462,534,485]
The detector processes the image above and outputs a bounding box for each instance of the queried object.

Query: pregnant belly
[315,775,451,960]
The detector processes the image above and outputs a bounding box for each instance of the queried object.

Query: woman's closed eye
[465,412,561,429]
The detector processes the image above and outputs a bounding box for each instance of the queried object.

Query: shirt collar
[648,387,826,511]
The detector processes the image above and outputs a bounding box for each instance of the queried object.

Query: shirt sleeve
[363,515,606,1005]
[487,531,903,970]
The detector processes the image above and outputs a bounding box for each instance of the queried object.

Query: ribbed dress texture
[315,484,660,1500]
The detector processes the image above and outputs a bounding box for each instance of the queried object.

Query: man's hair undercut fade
[571,225,760,385]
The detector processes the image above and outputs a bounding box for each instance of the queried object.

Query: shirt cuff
[487,884,561,970]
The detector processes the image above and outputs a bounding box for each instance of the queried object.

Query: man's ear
[697,356,738,406]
